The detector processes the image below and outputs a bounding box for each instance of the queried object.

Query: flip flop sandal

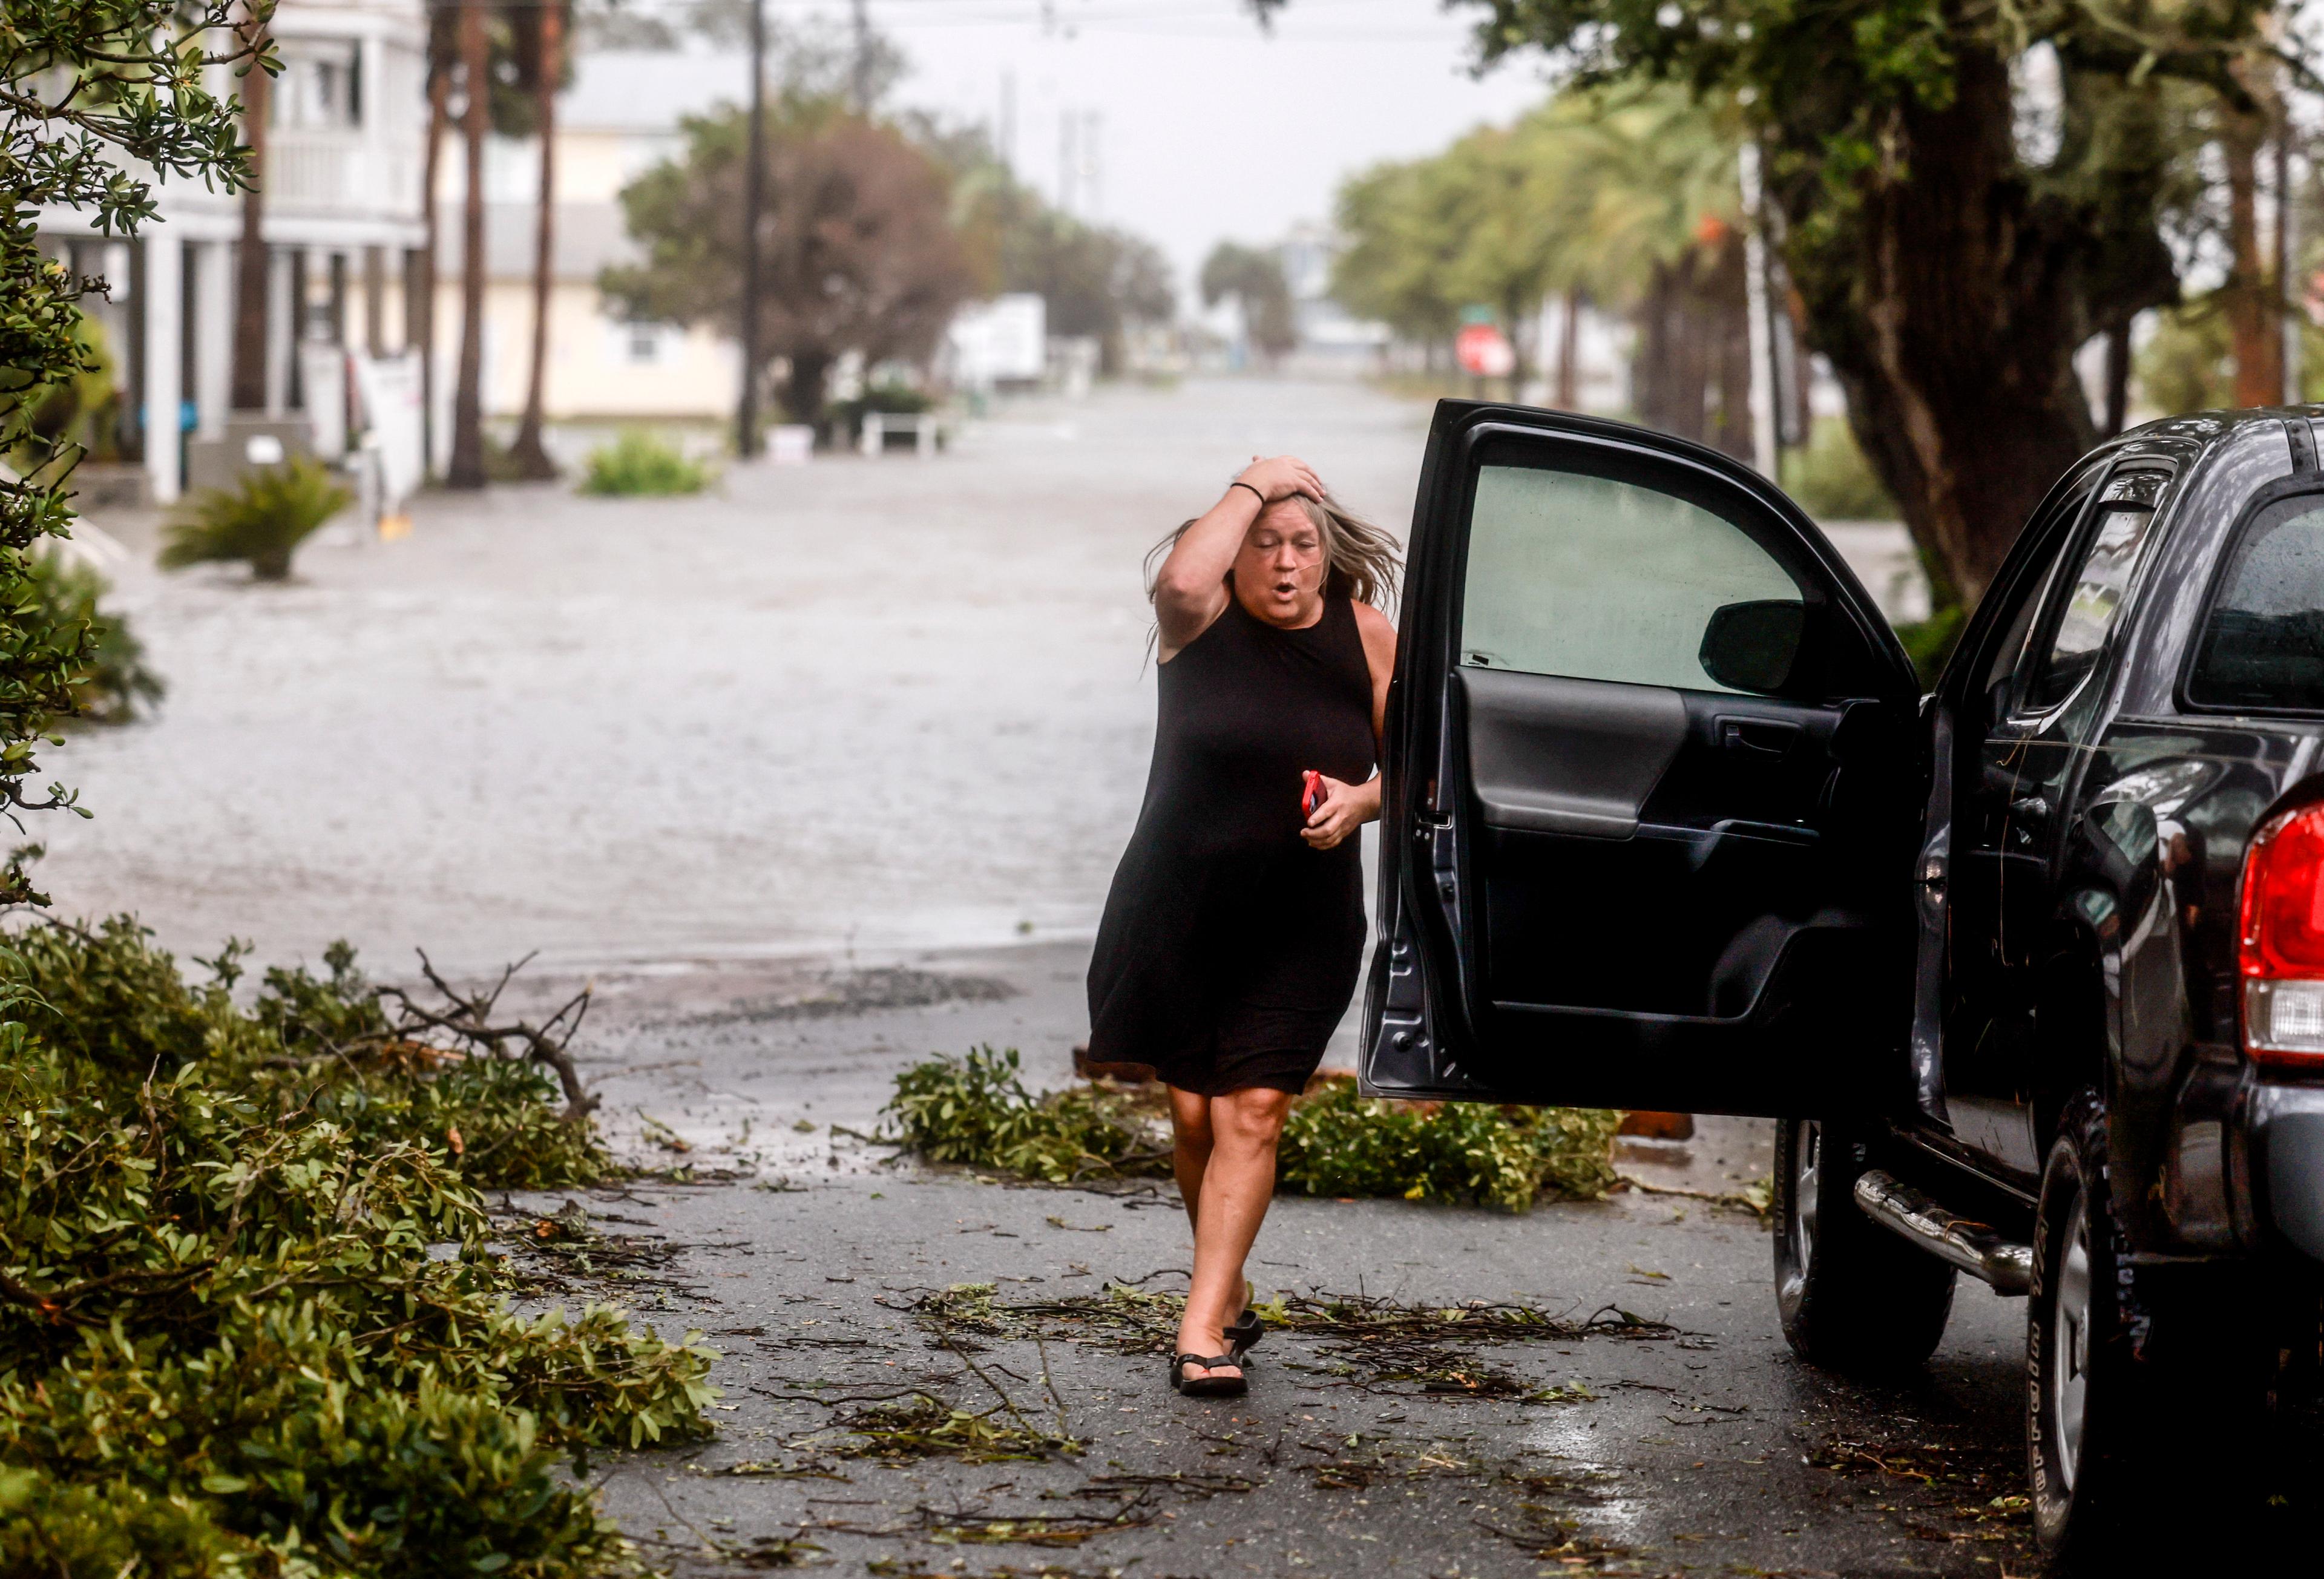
[1170,1353,1248,1397]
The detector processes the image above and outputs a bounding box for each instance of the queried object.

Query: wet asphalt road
[522,942,2041,1579]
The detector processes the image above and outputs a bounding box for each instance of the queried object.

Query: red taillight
[2239,804,2324,1063]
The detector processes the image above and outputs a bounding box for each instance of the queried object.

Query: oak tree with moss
[1270,0,2270,602]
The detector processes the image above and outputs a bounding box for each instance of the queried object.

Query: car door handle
[1719,718,1799,757]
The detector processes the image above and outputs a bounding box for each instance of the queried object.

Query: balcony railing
[266,130,421,222]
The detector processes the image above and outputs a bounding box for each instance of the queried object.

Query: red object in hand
[1302,770,1325,819]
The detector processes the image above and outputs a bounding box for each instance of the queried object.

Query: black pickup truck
[1361,399,2324,1570]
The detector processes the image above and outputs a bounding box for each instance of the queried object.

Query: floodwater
[47,378,1922,980]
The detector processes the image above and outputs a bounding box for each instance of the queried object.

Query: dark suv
[1362,399,2324,1569]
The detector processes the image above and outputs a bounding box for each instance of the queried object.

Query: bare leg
[1174,1086,1293,1384]
[1169,1085,1214,1235]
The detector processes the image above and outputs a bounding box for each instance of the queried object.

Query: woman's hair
[1144,489,1402,611]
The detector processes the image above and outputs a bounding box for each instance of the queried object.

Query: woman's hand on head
[1301,773,1380,850]
[1236,455,1324,505]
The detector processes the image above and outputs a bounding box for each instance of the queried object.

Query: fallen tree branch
[373,950,599,1122]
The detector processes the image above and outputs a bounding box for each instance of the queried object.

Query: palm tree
[445,0,491,490]
[417,0,455,476]
[229,2,273,413]
[505,0,566,480]
[1517,88,1748,452]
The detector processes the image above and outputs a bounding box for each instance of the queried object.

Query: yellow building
[428,49,749,441]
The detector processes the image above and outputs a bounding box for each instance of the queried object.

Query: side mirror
[1699,599,1806,694]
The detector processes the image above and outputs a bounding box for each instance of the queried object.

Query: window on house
[623,323,663,366]
[274,39,363,130]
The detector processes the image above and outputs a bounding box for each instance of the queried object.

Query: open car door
[1363,404,1925,1117]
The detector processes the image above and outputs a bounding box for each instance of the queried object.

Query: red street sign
[1456,322,1515,378]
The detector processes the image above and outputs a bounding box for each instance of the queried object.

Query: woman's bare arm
[1154,455,1323,658]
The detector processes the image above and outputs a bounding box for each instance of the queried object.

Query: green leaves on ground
[157,456,353,581]
[1277,1077,1620,1212]
[0,918,716,1577]
[884,1046,1169,1183]
[577,430,714,497]
[883,1049,1620,1211]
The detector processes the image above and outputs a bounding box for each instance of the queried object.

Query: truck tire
[1773,1116,1957,1373]
[2027,1088,2151,1570]
[2029,1088,2301,1571]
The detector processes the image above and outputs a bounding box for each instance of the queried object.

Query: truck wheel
[2028,1088,2150,1569]
[1773,1116,1956,1373]
[2029,1088,2297,1571]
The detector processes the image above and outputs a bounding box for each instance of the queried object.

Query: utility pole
[851,0,872,114]
[1083,110,1102,218]
[1058,108,1075,214]
[737,0,766,456]
[998,70,1014,172]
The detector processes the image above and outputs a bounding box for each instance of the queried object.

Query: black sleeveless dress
[1086,588,1377,1095]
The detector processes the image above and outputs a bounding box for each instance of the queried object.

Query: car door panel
[1462,668,1687,838]
[1363,404,1924,1119]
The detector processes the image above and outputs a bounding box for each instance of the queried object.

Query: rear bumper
[2249,1081,2324,1263]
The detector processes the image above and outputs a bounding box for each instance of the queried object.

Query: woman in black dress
[1086,453,1399,1396]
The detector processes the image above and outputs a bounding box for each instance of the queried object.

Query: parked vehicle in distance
[1362,400,2324,1572]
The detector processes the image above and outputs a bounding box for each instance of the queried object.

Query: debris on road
[884,1049,1622,1209]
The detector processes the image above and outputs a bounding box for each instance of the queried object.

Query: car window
[1459,464,1803,694]
[2018,471,2170,714]
[2188,495,2324,712]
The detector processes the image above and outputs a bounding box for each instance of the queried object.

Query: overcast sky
[723,0,1557,287]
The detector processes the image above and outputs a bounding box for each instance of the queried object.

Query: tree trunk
[1554,286,1580,409]
[507,0,562,480]
[1784,287,1812,447]
[230,41,271,412]
[418,5,451,478]
[1705,229,1754,464]
[2224,107,2281,407]
[1636,254,1712,444]
[1632,261,1676,433]
[2101,321,2132,438]
[1777,41,2175,603]
[784,350,833,436]
[446,0,492,490]
[1502,291,1531,395]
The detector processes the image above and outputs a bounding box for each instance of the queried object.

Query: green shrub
[883,1051,1620,1211]
[577,430,712,496]
[0,919,715,1577]
[1781,418,1897,520]
[25,554,165,723]
[158,456,352,581]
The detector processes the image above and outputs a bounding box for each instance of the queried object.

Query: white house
[42,0,430,504]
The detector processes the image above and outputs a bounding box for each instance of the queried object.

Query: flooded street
[51,377,1920,982]
[51,379,1443,974]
